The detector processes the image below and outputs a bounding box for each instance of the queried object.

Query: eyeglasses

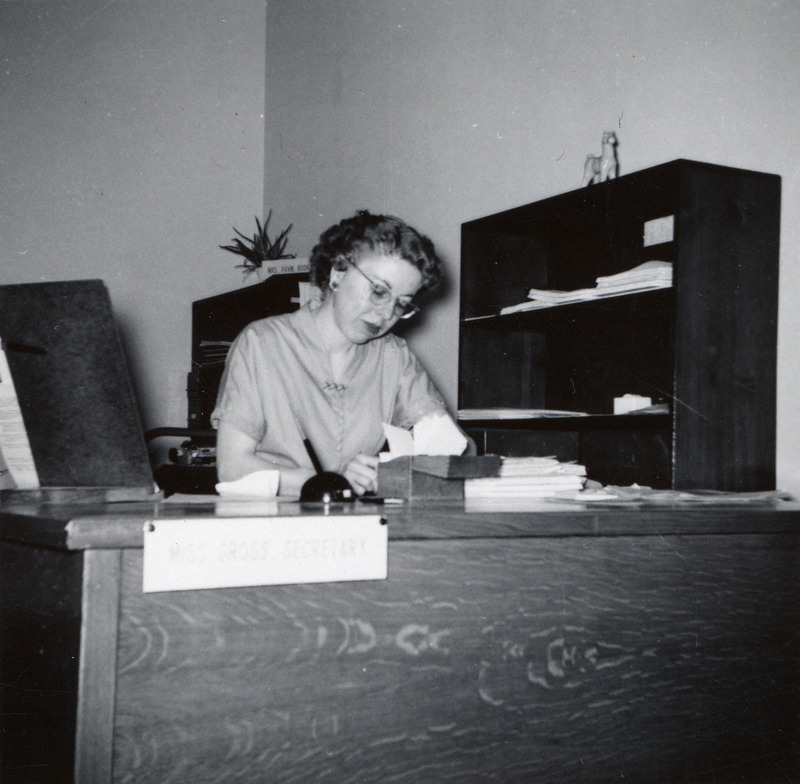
[348,262,420,320]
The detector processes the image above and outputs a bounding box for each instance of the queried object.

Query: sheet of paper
[0,341,40,489]
[381,422,415,460]
[412,411,468,456]
[0,445,15,490]
[380,412,467,461]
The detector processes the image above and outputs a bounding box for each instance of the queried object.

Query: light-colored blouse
[210,304,446,473]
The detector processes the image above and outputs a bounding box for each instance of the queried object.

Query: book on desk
[0,279,156,503]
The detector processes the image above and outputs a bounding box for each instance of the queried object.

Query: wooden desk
[2,497,799,783]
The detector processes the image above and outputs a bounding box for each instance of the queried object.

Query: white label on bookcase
[643,215,674,247]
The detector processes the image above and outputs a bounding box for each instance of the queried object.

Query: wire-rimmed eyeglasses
[348,262,420,320]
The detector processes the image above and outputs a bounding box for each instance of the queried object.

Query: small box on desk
[377,455,501,500]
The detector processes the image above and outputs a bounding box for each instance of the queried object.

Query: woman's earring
[329,280,338,291]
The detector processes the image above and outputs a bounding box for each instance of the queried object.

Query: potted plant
[220,210,295,280]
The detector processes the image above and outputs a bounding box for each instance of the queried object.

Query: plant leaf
[221,210,292,269]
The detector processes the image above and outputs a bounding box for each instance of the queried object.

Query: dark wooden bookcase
[459,160,780,491]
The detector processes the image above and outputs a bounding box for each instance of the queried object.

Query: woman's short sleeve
[390,344,447,429]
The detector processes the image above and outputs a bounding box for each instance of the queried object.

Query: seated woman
[212,209,470,497]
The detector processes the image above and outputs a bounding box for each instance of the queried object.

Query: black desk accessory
[299,437,355,504]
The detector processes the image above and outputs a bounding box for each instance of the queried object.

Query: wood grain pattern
[672,163,780,491]
[75,549,122,784]
[109,534,800,783]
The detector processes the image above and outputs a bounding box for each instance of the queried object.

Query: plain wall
[0,0,267,430]
[2,0,799,497]
[264,0,800,496]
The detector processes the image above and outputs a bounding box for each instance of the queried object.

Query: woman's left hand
[343,453,380,496]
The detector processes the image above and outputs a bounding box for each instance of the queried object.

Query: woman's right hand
[342,453,380,496]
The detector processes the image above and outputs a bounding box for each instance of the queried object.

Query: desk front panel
[0,540,83,783]
[108,533,800,783]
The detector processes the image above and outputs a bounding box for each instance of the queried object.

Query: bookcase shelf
[459,412,672,431]
[463,287,676,328]
[458,159,780,491]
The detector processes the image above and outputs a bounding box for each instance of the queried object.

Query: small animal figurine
[582,131,618,186]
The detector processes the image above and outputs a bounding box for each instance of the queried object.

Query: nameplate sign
[142,515,387,593]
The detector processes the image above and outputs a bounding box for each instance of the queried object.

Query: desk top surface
[2,493,800,551]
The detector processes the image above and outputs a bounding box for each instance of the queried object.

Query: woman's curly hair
[310,210,443,297]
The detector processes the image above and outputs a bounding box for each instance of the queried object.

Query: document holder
[0,279,155,501]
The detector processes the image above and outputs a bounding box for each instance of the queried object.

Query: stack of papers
[464,456,586,499]
[293,281,322,308]
[198,340,233,365]
[501,292,595,314]
[499,261,672,315]
[521,287,599,305]
[594,260,673,296]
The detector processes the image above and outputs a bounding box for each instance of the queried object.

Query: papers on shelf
[458,408,588,420]
[464,456,586,499]
[593,260,673,296]
[523,287,600,305]
[198,340,233,365]
[595,260,672,289]
[499,261,672,315]
[500,293,594,314]
[293,281,322,308]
